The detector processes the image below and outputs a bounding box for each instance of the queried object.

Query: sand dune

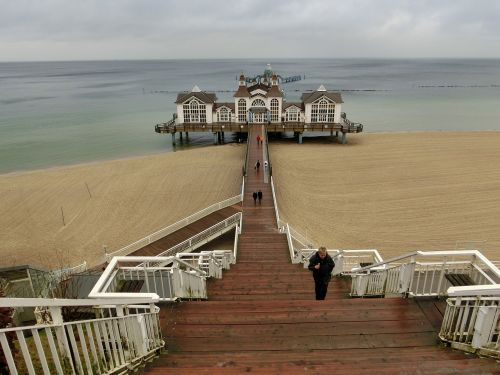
[0,145,244,269]
[271,132,500,261]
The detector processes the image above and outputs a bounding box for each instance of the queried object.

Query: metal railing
[440,296,500,358]
[105,195,242,261]
[270,177,282,230]
[0,298,163,375]
[349,250,500,298]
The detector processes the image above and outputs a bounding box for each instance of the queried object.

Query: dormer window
[183,98,206,123]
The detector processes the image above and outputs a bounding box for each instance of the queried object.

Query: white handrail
[440,296,500,359]
[0,297,158,308]
[106,194,242,260]
[285,224,296,262]
[136,212,241,266]
[0,298,163,375]
[270,176,281,229]
[350,249,500,298]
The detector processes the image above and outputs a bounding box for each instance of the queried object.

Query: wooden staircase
[142,127,500,374]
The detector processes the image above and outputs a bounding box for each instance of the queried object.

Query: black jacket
[308,252,335,284]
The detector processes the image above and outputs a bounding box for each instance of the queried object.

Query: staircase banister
[350,249,493,273]
[0,297,159,308]
[351,251,419,272]
[448,284,500,297]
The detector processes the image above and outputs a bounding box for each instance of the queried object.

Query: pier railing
[0,298,163,375]
[105,195,242,261]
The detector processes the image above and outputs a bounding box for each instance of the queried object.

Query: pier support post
[341,132,347,144]
[330,130,334,136]
[335,131,339,137]
[298,133,303,144]
[221,131,225,142]
[171,133,176,146]
[213,132,218,145]
[185,132,189,140]
[179,132,183,141]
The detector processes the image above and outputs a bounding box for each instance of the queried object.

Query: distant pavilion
[155,69,363,145]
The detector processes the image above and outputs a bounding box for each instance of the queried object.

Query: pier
[155,66,363,145]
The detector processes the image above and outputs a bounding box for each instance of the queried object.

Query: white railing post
[50,306,76,374]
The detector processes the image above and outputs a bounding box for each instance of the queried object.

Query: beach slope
[272,132,500,260]
[0,145,244,269]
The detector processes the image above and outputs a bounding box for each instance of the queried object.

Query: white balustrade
[440,296,500,357]
[105,194,243,261]
[0,298,163,375]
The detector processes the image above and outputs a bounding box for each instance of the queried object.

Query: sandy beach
[2,131,500,271]
[271,132,500,261]
[0,144,244,270]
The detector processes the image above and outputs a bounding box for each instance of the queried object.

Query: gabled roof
[267,85,283,98]
[301,91,343,104]
[234,85,251,98]
[248,83,270,93]
[283,102,304,110]
[175,91,217,104]
[214,102,235,111]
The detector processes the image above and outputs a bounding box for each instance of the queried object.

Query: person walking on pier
[255,160,261,172]
[308,247,335,300]
[257,190,262,204]
[252,191,258,205]
[256,135,261,146]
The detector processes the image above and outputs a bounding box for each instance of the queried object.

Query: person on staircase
[255,160,261,172]
[308,247,335,300]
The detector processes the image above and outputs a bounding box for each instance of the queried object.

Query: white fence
[350,250,500,298]
[105,194,243,261]
[136,212,241,267]
[0,298,163,375]
[90,250,236,302]
[440,296,500,358]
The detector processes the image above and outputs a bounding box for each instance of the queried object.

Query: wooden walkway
[143,127,499,374]
[130,206,241,257]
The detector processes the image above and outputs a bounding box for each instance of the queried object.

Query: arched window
[238,99,247,123]
[286,107,299,122]
[251,98,265,107]
[270,99,279,122]
[217,107,230,122]
[311,98,335,123]
[183,99,206,123]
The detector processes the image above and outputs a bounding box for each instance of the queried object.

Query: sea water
[1,59,500,174]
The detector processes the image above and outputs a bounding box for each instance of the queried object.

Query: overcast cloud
[1,0,499,61]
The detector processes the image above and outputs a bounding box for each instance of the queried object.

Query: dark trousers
[314,279,328,300]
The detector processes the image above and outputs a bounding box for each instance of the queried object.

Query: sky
[1,0,500,61]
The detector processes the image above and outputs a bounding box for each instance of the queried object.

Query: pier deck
[155,121,363,134]
[142,128,499,374]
